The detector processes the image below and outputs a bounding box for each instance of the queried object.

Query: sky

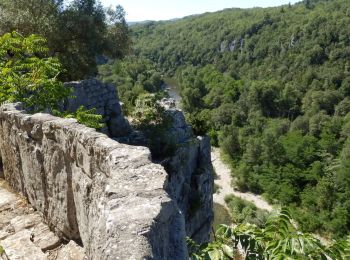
[100,0,301,22]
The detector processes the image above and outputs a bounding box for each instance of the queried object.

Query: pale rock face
[0,178,86,260]
[63,79,132,137]
[161,110,214,243]
[52,241,86,260]
[0,103,187,259]
[2,230,47,260]
[0,79,214,259]
[63,80,214,244]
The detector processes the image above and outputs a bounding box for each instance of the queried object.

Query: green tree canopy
[0,31,69,111]
[0,0,130,80]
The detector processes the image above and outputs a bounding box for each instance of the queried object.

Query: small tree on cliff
[0,32,103,129]
[0,31,70,112]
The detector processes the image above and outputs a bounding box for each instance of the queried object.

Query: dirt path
[211,148,273,212]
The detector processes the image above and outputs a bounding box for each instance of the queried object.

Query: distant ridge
[128,17,181,26]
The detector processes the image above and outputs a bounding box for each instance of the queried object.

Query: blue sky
[100,0,301,22]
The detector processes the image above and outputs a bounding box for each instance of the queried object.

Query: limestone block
[31,223,61,251]
[53,241,86,260]
[1,230,47,260]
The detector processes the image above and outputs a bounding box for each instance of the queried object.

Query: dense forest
[128,0,350,239]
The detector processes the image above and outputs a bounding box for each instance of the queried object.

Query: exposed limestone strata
[0,178,85,260]
[0,79,214,259]
[63,80,214,244]
[63,79,131,137]
[0,103,187,259]
[160,110,214,243]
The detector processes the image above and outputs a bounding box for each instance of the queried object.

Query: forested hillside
[130,0,350,238]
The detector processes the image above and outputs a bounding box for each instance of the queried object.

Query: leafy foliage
[0,31,70,112]
[54,106,104,129]
[98,57,165,115]
[131,93,176,159]
[224,195,269,227]
[189,209,350,259]
[1,32,104,130]
[132,93,166,127]
[98,57,176,159]
[0,0,130,80]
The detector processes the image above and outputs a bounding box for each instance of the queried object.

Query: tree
[0,32,104,129]
[0,0,61,38]
[304,0,313,9]
[0,0,130,80]
[0,32,69,112]
[132,93,166,127]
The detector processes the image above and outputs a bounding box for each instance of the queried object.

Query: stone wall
[0,103,187,259]
[63,80,214,243]
[63,79,131,138]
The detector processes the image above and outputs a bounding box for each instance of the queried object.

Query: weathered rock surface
[0,178,86,260]
[64,79,131,137]
[0,103,187,259]
[2,230,47,260]
[64,81,214,244]
[49,241,86,260]
[0,79,214,258]
[161,110,214,243]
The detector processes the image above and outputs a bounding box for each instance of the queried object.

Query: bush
[54,106,104,130]
[224,194,269,227]
[0,32,104,130]
[0,32,70,112]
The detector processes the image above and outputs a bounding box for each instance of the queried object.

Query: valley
[1,0,350,258]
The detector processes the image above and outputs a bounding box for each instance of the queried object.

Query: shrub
[54,106,104,130]
[0,31,70,112]
[0,32,104,130]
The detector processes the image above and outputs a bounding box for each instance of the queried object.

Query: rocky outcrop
[0,103,187,259]
[65,79,214,233]
[0,79,214,259]
[0,179,86,260]
[63,79,131,137]
[161,110,214,243]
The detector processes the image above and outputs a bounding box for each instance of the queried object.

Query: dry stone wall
[63,79,131,138]
[0,103,187,259]
[63,80,214,244]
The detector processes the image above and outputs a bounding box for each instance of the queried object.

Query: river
[163,78,181,107]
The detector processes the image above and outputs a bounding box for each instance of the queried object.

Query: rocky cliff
[160,110,213,243]
[63,79,131,138]
[0,79,213,259]
[66,80,214,243]
[0,103,187,259]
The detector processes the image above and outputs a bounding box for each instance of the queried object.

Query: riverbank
[212,148,273,212]
[163,78,273,214]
